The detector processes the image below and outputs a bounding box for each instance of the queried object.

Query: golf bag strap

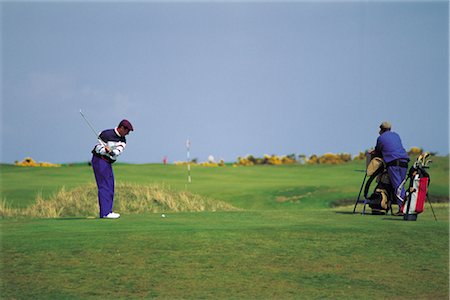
[364,166,385,198]
[386,159,409,168]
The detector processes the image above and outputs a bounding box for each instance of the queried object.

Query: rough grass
[0,182,238,218]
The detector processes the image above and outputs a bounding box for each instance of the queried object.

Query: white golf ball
[161,214,166,218]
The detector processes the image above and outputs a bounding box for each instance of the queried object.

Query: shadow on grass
[53,217,97,221]
[382,217,404,221]
[334,211,359,215]
[335,211,407,222]
[334,211,384,216]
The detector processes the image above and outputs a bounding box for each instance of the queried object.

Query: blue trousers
[91,155,115,218]
[387,165,407,208]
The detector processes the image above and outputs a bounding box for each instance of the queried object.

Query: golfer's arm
[110,142,126,157]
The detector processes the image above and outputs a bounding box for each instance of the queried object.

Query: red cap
[119,119,134,131]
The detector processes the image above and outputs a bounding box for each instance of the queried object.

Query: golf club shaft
[79,110,107,146]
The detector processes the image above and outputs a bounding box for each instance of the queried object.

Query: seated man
[371,121,409,215]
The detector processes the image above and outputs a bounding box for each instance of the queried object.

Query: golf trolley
[353,153,397,215]
[353,152,437,221]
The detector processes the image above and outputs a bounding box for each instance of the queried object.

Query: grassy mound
[0,182,238,218]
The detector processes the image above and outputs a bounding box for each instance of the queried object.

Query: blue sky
[1,1,448,164]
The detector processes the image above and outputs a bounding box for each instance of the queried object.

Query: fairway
[1,158,449,299]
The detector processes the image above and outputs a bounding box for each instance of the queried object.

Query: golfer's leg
[398,167,407,200]
[92,157,113,218]
[387,166,404,208]
[106,167,115,214]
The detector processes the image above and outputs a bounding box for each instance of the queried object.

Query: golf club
[79,109,107,147]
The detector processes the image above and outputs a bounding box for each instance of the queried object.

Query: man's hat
[119,119,134,131]
[379,121,391,130]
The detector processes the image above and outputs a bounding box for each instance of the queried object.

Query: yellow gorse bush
[235,153,354,166]
[353,152,366,161]
[235,157,254,166]
[199,162,219,167]
[316,153,352,165]
[307,153,354,165]
[408,147,423,156]
[307,155,319,165]
[234,154,297,166]
[281,155,297,165]
[15,157,61,167]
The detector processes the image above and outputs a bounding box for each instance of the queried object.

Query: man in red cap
[91,119,134,219]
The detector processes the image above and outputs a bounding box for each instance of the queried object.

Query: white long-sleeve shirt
[92,128,127,163]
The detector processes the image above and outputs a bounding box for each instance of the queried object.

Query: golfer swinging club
[91,119,134,219]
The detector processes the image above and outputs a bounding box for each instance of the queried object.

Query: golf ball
[161,214,166,218]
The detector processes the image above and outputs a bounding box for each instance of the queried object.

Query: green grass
[1,157,449,299]
[3,157,448,210]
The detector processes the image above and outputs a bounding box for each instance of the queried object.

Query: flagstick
[186,139,191,184]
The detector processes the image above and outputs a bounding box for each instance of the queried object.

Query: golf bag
[363,157,394,214]
[353,152,401,215]
[400,153,433,221]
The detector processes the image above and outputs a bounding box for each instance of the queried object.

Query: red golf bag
[401,153,433,221]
